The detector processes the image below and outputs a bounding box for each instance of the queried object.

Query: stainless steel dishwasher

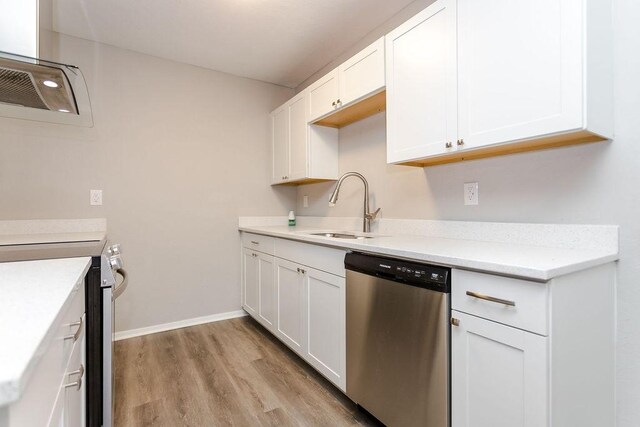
[345,252,451,427]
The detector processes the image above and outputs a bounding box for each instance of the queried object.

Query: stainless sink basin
[310,232,373,240]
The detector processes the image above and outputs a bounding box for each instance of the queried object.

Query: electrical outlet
[90,189,103,206]
[464,182,478,205]
[303,195,309,208]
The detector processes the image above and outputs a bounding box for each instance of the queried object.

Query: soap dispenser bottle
[288,211,296,227]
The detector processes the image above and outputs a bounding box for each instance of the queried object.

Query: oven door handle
[113,268,128,299]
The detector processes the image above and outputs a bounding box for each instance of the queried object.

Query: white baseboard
[114,309,247,341]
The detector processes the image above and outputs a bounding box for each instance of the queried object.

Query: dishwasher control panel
[345,252,450,292]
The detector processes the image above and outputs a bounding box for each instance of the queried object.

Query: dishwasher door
[346,268,450,427]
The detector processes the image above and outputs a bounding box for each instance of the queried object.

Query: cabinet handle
[68,364,84,379]
[64,378,82,390]
[451,317,460,327]
[337,99,341,105]
[457,139,465,146]
[296,267,306,274]
[445,142,452,148]
[332,101,336,106]
[466,291,516,307]
[64,363,84,390]
[64,316,83,342]
[250,241,259,245]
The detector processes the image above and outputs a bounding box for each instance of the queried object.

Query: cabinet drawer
[274,238,346,277]
[452,269,548,335]
[242,232,275,255]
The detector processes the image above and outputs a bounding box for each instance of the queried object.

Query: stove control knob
[108,244,121,256]
[109,256,123,270]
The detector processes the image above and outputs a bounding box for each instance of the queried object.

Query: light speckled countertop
[0,257,91,406]
[239,224,619,281]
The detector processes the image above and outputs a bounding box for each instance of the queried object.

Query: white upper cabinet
[271,91,338,186]
[288,92,309,181]
[458,0,583,150]
[271,104,289,183]
[386,0,613,166]
[386,0,457,163]
[308,69,340,123]
[338,37,385,107]
[309,37,386,124]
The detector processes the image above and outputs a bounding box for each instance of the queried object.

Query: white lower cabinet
[242,248,259,318]
[304,267,345,390]
[1,280,86,427]
[275,258,306,353]
[242,247,276,332]
[241,233,346,391]
[451,310,547,427]
[451,265,615,427]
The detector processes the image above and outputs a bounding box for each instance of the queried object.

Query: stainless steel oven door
[102,268,127,427]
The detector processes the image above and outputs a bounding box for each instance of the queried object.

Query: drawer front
[452,269,548,335]
[242,232,275,255]
[275,238,346,277]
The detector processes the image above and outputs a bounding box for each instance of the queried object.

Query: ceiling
[51,0,416,88]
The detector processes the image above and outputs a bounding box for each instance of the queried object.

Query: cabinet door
[457,0,582,150]
[308,69,340,122]
[275,258,306,354]
[257,253,276,331]
[288,92,308,181]
[452,311,548,427]
[304,267,346,390]
[242,248,259,318]
[271,104,289,183]
[386,0,457,164]
[339,37,385,106]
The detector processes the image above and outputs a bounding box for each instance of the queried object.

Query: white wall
[295,0,640,425]
[0,32,296,333]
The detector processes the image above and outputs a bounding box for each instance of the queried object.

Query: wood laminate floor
[114,316,379,426]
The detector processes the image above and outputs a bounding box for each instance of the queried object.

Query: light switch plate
[464,182,478,205]
[90,189,103,206]
[303,195,309,208]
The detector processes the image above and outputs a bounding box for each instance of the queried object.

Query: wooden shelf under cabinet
[400,130,608,167]
[313,90,386,129]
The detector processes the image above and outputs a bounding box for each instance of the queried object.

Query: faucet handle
[366,208,381,221]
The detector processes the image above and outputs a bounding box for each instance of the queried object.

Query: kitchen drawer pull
[64,316,84,342]
[68,364,84,379]
[466,291,516,307]
[250,241,259,245]
[64,363,84,390]
[64,378,82,390]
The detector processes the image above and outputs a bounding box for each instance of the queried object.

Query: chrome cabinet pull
[250,241,259,245]
[457,139,465,146]
[64,363,84,390]
[252,253,258,257]
[64,316,84,342]
[332,101,336,106]
[466,291,516,307]
[445,142,452,148]
[296,267,306,274]
[68,364,84,379]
